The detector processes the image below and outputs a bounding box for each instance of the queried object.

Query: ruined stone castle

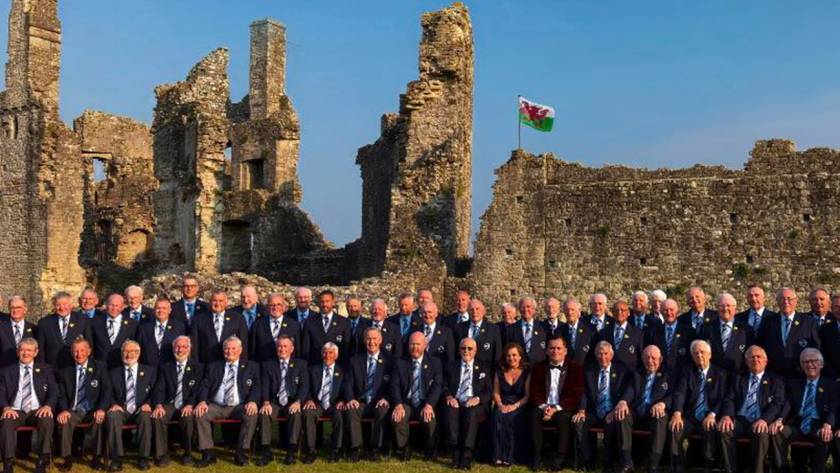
[0,0,836,316]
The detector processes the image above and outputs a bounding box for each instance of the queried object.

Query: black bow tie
[549,364,564,371]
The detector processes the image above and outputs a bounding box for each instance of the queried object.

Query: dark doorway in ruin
[96,219,113,261]
[221,220,252,273]
[244,159,266,190]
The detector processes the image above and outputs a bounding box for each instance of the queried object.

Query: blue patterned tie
[693,312,703,330]
[126,368,136,414]
[75,365,88,412]
[594,317,603,332]
[781,317,791,346]
[365,356,376,403]
[596,368,610,419]
[410,361,422,406]
[800,380,817,433]
[470,323,479,339]
[569,325,577,350]
[721,323,731,351]
[21,366,32,412]
[223,363,236,406]
[665,324,675,353]
[694,371,707,421]
[643,373,655,409]
[186,302,195,320]
[278,361,288,406]
[742,374,760,422]
[750,310,760,331]
[456,363,472,403]
[524,322,533,351]
[401,317,409,337]
[614,325,625,351]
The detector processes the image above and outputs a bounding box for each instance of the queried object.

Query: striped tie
[75,366,88,412]
[13,324,21,345]
[614,325,625,351]
[470,324,479,339]
[524,322,533,352]
[108,319,116,344]
[156,324,165,349]
[456,363,471,403]
[126,368,136,414]
[60,317,68,340]
[721,323,731,351]
[665,325,675,353]
[569,325,576,350]
[800,381,817,433]
[272,320,281,340]
[174,363,184,409]
[278,361,288,406]
[694,371,707,421]
[742,374,760,422]
[365,356,376,403]
[214,314,224,342]
[424,325,432,343]
[643,373,655,409]
[21,366,32,412]
[223,363,236,406]
[410,361,422,406]
[320,367,332,409]
[596,368,610,419]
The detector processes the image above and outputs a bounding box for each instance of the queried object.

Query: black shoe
[107,459,123,472]
[327,450,341,462]
[618,464,634,473]
[2,460,12,473]
[181,453,194,467]
[254,448,271,467]
[459,449,473,470]
[195,451,216,468]
[424,447,436,462]
[349,448,361,463]
[154,455,170,468]
[233,450,248,466]
[137,458,150,471]
[367,449,381,462]
[90,457,105,471]
[57,458,73,473]
[396,448,411,462]
[550,457,564,471]
[302,451,316,464]
[284,451,297,465]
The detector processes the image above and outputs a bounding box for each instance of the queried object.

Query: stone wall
[472,141,840,311]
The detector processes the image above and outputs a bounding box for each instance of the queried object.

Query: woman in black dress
[492,342,530,466]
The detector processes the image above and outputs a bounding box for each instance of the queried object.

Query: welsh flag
[518,96,554,132]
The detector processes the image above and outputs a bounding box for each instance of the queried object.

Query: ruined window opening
[564,218,572,227]
[746,255,754,264]
[549,260,556,267]
[803,213,811,223]
[640,216,648,226]
[93,159,107,183]
[244,159,266,190]
[729,213,738,224]
[505,248,513,256]
[223,144,233,191]
[515,195,523,203]
[509,289,516,296]
[640,257,647,265]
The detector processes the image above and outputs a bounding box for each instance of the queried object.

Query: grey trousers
[152,405,196,458]
[393,404,436,450]
[57,410,104,458]
[303,406,343,451]
[258,403,302,448]
[345,402,390,449]
[195,404,257,452]
[718,417,770,473]
[105,410,152,460]
[0,409,53,459]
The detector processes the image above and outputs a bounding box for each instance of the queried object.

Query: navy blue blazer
[593,322,643,370]
[581,314,615,333]
[91,315,139,368]
[699,318,751,374]
[506,319,548,364]
[306,363,346,406]
[388,356,443,408]
[819,318,840,380]
[301,313,351,365]
[0,362,58,409]
[721,371,785,422]
[56,360,110,412]
[122,305,156,324]
[344,352,393,404]
[200,360,261,405]
[36,313,93,370]
[227,304,268,331]
[454,320,502,366]
[189,311,250,364]
[560,321,597,366]
[671,364,728,418]
[644,321,695,377]
[677,309,718,332]
[107,363,156,408]
[0,317,36,367]
[781,376,837,428]
[756,312,820,379]
[579,363,635,415]
[151,360,204,407]
[346,316,371,356]
[632,369,672,418]
[260,357,309,406]
[411,324,455,365]
[442,359,493,405]
[249,315,301,363]
[170,298,210,329]
[136,318,185,367]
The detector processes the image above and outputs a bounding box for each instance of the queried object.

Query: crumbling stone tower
[0,0,85,313]
[354,3,473,282]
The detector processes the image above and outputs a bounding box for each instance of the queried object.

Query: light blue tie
[665,324,675,353]
[693,312,703,330]
[800,380,817,433]
[596,369,611,418]
[750,310,760,331]
[410,361,422,406]
[568,325,577,350]
[781,317,791,346]
[741,374,760,422]
[365,356,376,403]
[614,325,625,351]
[694,371,708,421]
[401,317,410,337]
[643,373,655,409]
[523,322,533,351]
[721,323,731,351]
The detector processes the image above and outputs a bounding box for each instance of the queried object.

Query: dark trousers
[303,405,343,452]
[575,412,633,468]
[443,402,486,450]
[393,403,436,450]
[57,410,104,458]
[345,401,389,449]
[773,425,830,473]
[105,410,151,460]
[634,413,668,468]
[0,409,53,459]
[152,405,195,458]
[259,403,302,448]
[670,417,715,466]
[529,408,572,464]
[195,404,257,451]
[718,417,770,473]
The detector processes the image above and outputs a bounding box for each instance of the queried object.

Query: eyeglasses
[460,347,475,351]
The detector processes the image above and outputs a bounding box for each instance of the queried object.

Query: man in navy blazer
[756,288,820,380]
[700,293,751,374]
[411,302,455,366]
[302,342,346,463]
[630,291,662,336]
[122,286,155,324]
[718,346,785,473]
[367,299,402,358]
[136,299,185,368]
[818,296,840,379]
[343,328,392,461]
[582,293,614,333]
[0,338,57,473]
[633,346,672,473]
[36,292,93,370]
[734,285,776,334]
[442,338,492,470]
[677,287,718,333]
[190,291,249,364]
[345,296,370,356]
[507,297,547,363]
[150,336,203,467]
[389,331,443,461]
[385,293,421,352]
[92,294,139,369]
[541,297,564,340]
[0,296,36,368]
[454,299,502,369]
[249,293,301,363]
[55,338,110,472]
[104,340,156,472]
[644,299,694,378]
[169,276,210,329]
[771,348,835,473]
[668,339,728,473]
[74,289,106,320]
[226,285,266,331]
[560,297,597,366]
[572,341,635,473]
[442,290,471,331]
[283,287,319,329]
[594,301,643,371]
[194,336,259,467]
[300,290,351,365]
[256,335,308,466]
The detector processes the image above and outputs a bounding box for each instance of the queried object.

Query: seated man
[389,331,443,461]
[105,340,156,472]
[718,345,784,473]
[150,336,203,466]
[344,327,393,461]
[771,348,834,473]
[257,335,308,466]
[302,342,346,463]
[633,345,671,473]
[0,338,56,473]
[572,341,635,473]
[55,338,109,472]
[442,337,492,470]
[194,336,259,467]
[669,339,728,473]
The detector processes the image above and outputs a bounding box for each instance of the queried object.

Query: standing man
[301,290,351,365]
[37,292,92,370]
[387,293,421,350]
[345,296,370,356]
[91,294,139,368]
[257,335,308,466]
[807,289,831,327]
[150,336,203,466]
[170,275,209,329]
[718,346,784,473]
[678,287,716,332]
[572,341,635,473]
[344,328,392,461]
[649,290,667,324]
[194,336,259,467]
[249,293,300,362]
[454,299,502,368]
[104,340,155,472]
[756,288,820,380]
[136,298,185,367]
[507,297,547,363]
[583,293,613,333]
[542,297,564,339]
[190,290,249,364]
[285,287,318,328]
[818,294,840,379]
[0,297,36,367]
[594,300,643,370]
[735,285,775,334]
[75,289,105,320]
[630,291,661,334]
[227,285,265,331]
[123,286,154,324]
[412,302,455,365]
[55,339,109,472]
[0,338,56,473]
[302,343,346,463]
[443,290,471,330]
[700,293,750,374]
[645,299,694,378]
[368,299,401,358]
[561,297,597,366]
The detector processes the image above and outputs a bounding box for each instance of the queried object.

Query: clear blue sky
[3,1,840,247]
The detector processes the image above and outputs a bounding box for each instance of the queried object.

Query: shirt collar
[600,363,611,373]
[368,351,380,360]
[412,355,424,366]
[108,314,123,324]
[76,362,88,371]
[125,363,137,372]
[19,362,34,371]
[462,359,474,370]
